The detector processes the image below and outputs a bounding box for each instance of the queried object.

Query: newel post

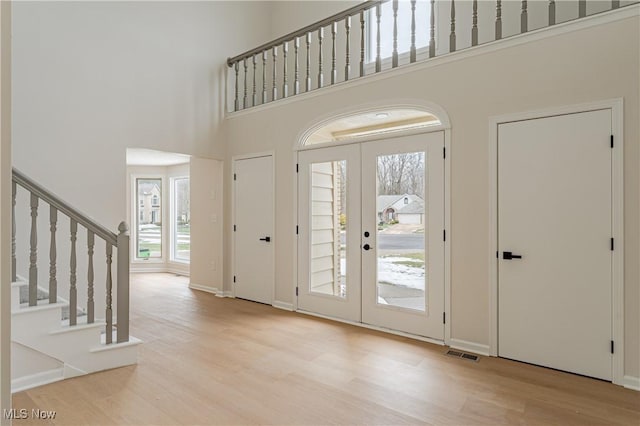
[116,221,130,343]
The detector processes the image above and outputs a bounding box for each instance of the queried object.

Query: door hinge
[296,163,299,173]
[234,173,237,181]
[443,230,446,242]
[443,146,446,159]
[443,312,446,324]
[233,224,237,232]
[611,238,614,251]
[296,225,299,235]
[610,135,614,148]
[295,287,299,296]
[233,275,236,283]
[611,340,614,354]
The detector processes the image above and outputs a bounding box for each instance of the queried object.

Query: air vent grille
[445,349,479,362]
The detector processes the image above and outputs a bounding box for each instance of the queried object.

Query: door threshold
[296,309,445,346]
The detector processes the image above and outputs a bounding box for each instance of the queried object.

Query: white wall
[13,1,271,226]
[223,13,640,378]
[0,0,11,418]
[11,1,272,317]
[190,157,224,292]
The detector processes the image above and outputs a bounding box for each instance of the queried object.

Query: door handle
[259,236,271,242]
[363,243,371,251]
[503,251,522,260]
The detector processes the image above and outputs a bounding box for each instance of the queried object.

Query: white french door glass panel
[298,145,361,322]
[234,156,274,304]
[361,132,445,339]
[498,110,612,380]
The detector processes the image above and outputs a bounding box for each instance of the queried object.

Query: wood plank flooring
[12,273,640,425]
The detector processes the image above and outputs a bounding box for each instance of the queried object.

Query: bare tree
[377,153,424,196]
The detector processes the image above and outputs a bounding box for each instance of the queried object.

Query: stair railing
[11,168,129,344]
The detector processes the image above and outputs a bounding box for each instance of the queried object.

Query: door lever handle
[259,236,271,242]
[503,251,522,260]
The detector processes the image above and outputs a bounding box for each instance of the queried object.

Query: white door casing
[497,109,613,380]
[233,155,274,304]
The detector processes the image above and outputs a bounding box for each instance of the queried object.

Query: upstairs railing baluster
[49,206,57,304]
[496,0,503,40]
[331,22,337,84]
[87,230,95,323]
[262,51,268,104]
[306,33,312,91]
[360,11,366,77]
[392,0,399,68]
[294,37,300,95]
[521,0,528,33]
[105,243,113,344]
[472,0,479,46]
[29,194,38,307]
[579,0,587,18]
[429,0,436,58]
[272,46,278,101]
[345,16,351,81]
[11,181,16,282]
[450,0,457,52]
[243,58,248,109]
[233,62,239,112]
[283,41,289,98]
[549,0,556,25]
[410,0,417,63]
[375,5,382,72]
[252,54,258,106]
[318,27,324,88]
[612,0,620,9]
[69,219,77,325]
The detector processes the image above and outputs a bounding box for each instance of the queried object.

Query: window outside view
[136,178,162,259]
[173,177,190,262]
[376,152,426,311]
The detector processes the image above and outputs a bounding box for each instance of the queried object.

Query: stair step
[11,367,64,394]
[12,302,67,316]
[91,333,142,352]
[50,321,105,336]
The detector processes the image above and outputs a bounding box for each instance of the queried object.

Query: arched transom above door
[304,108,441,145]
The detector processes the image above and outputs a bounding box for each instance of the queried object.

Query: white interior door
[361,132,445,339]
[297,145,361,322]
[498,109,612,380]
[234,155,274,304]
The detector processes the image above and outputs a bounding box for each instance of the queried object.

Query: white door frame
[293,127,451,345]
[231,151,276,304]
[488,99,624,386]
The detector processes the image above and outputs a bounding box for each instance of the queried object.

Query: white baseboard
[12,368,64,393]
[216,291,234,298]
[623,375,640,391]
[188,283,219,296]
[272,301,294,311]
[448,338,490,356]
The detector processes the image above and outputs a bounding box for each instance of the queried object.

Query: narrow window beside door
[136,178,163,259]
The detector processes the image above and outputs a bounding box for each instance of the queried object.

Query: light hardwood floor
[12,273,640,425]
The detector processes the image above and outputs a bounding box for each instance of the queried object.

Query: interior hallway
[12,273,640,425]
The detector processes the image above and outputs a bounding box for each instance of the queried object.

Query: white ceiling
[126,148,191,166]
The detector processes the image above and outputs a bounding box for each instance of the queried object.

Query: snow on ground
[340,256,425,290]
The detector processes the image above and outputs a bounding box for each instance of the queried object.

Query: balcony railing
[227,0,634,112]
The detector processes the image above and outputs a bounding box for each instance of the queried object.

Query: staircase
[10,169,140,393]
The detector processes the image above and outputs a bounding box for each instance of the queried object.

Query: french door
[297,132,445,339]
